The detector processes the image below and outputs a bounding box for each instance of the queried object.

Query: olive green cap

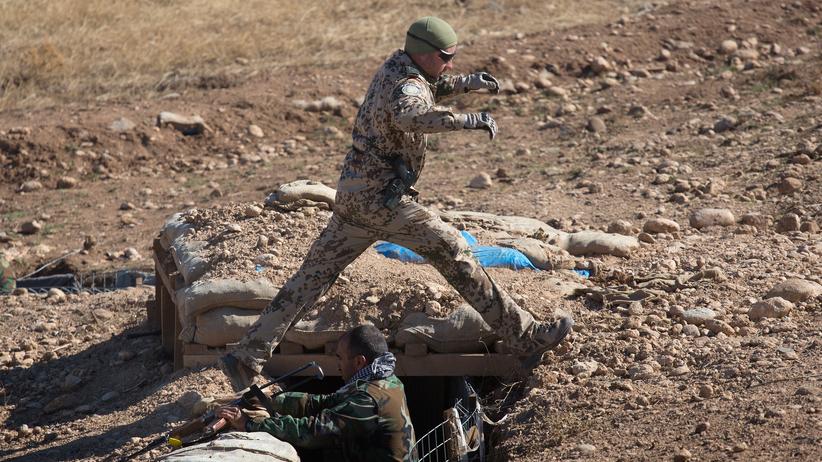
[404,16,457,54]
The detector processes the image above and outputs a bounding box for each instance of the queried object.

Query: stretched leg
[381,201,542,353]
[230,214,374,375]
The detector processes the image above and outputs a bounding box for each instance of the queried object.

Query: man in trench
[216,324,416,461]
[220,16,573,391]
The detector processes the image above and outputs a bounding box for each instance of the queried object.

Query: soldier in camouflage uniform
[220,16,573,391]
[217,325,416,461]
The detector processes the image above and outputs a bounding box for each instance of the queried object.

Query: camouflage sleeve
[434,74,469,100]
[248,390,380,449]
[392,78,464,133]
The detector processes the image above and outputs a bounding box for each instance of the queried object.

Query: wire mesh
[413,398,483,462]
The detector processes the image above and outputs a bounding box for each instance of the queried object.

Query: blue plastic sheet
[374,231,537,271]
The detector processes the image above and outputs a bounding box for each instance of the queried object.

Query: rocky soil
[1,0,821,461]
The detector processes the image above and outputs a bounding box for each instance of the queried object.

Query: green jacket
[0,256,13,292]
[248,375,416,461]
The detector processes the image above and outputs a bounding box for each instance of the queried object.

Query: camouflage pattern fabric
[0,255,14,293]
[233,50,540,373]
[248,374,416,462]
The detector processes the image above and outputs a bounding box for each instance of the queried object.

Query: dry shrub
[0,0,649,110]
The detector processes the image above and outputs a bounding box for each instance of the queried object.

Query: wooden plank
[147,263,161,330]
[324,341,338,355]
[173,311,184,370]
[279,342,305,355]
[184,343,210,355]
[160,282,175,356]
[182,353,521,376]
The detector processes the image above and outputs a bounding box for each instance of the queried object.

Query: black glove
[463,112,498,140]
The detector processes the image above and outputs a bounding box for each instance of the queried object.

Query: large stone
[775,213,801,233]
[563,231,639,257]
[56,176,79,189]
[749,297,794,321]
[19,220,42,235]
[248,124,264,138]
[20,180,43,193]
[157,112,207,136]
[607,220,634,235]
[643,218,680,234]
[765,279,822,303]
[47,288,66,303]
[109,117,136,132]
[681,307,717,326]
[468,172,493,189]
[713,116,738,133]
[689,208,735,229]
[777,177,803,195]
[741,213,772,230]
[586,117,607,134]
[719,40,739,54]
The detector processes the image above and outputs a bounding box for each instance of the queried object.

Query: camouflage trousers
[233,197,538,373]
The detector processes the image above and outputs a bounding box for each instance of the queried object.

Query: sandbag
[193,307,261,347]
[562,231,638,257]
[439,211,563,240]
[395,304,499,353]
[267,180,336,209]
[496,237,575,270]
[170,238,211,285]
[284,318,348,350]
[158,431,299,462]
[160,213,195,250]
[176,278,277,327]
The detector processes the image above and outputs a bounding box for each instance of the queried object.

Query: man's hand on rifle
[216,405,248,431]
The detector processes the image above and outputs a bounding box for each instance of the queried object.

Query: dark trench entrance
[283,375,488,462]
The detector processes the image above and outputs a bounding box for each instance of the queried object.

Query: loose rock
[468,172,493,189]
[643,218,680,234]
[689,208,735,229]
[20,180,44,192]
[749,297,793,321]
[775,213,800,233]
[56,176,79,189]
[777,177,802,195]
[586,117,607,134]
[248,124,264,138]
[19,220,42,235]
[765,279,822,303]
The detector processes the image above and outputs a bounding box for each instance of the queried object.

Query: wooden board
[182,351,522,377]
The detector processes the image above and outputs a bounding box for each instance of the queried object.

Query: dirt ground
[1,0,821,460]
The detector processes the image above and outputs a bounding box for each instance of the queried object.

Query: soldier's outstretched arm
[435,72,500,101]
[392,78,464,133]
[249,391,380,449]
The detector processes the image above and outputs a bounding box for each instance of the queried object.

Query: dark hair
[343,324,388,362]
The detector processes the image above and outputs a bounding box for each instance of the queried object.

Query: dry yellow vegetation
[0,0,651,110]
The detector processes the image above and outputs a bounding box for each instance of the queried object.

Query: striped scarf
[339,352,397,391]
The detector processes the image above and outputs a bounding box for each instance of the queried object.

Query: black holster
[383,157,417,210]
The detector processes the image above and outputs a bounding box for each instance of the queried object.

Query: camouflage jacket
[248,374,416,462]
[336,50,473,220]
[0,256,13,293]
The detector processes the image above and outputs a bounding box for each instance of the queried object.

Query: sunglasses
[407,32,456,63]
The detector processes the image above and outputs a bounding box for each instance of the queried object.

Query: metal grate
[414,398,484,462]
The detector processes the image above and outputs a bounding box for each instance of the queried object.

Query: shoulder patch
[401,82,423,96]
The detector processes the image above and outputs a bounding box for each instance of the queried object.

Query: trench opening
[278,375,491,462]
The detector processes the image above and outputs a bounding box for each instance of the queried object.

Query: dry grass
[0,0,652,110]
